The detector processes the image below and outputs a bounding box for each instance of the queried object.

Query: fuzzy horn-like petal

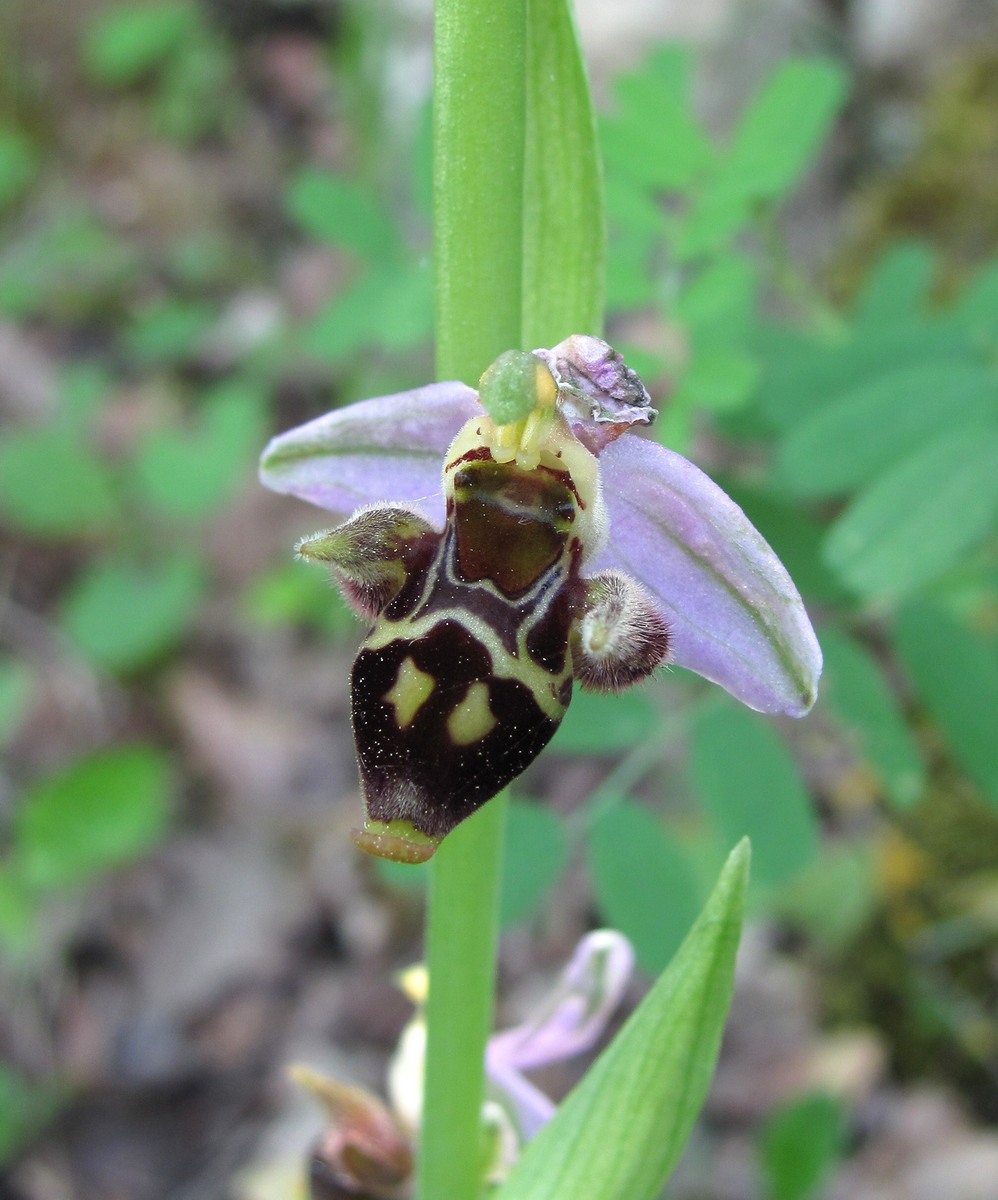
[594,435,822,716]
[259,382,480,524]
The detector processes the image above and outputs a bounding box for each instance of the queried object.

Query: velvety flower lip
[259,346,821,718]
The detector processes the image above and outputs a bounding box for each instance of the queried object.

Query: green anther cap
[478,349,556,426]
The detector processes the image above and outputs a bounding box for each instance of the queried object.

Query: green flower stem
[420,2,526,1199]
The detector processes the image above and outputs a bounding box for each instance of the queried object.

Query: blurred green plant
[757,1091,847,1200]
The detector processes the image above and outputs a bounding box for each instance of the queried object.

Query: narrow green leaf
[775,362,998,499]
[820,629,925,808]
[60,554,205,672]
[758,1092,846,1200]
[894,604,998,807]
[691,702,818,887]
[523,0,604,345]
[587,801,701,972]
[823,421,998,599]
[497,840,750,1200]
[500,802,568,927]
[14,746,171,890]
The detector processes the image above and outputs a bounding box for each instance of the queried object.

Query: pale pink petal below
[259,382,480,523]
[595,436,822,716]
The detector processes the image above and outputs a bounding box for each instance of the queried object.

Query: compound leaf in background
[285,169,402,266]
[774,361,998,499]
[551,687,660,756]
[500,802,569,928]
[13,746,171,891]
[60,554,205,673]
[134,379,267,519]
[758,1092,846,1200]
[497,841,749,1200]
[720,58,848,203]
[599,45,713,192]
[820,628,925,808]
[894,603,998,808]
[823,421,998,600]
[303,262,433,363]
[851,242,936,325]
[691,702,817,887]
[0,428,118,537]
[83,0,197,87]
[587,800,701,973]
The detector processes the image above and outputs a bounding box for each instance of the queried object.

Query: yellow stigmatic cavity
[384,656,435,729]
[447,681,498,745]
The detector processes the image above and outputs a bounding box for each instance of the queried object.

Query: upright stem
[419,2,527,1199]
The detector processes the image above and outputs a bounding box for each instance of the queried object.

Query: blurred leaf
[124,299,215,365]
[551,688,660,756]
[691,702,818,887]
[60,554,205,672]
[771,843,876,949]
[0,1065,59,1163]
[943,262,998,347]
[672,182,753,261]
[242,561,355,637]
[895,604,998,807]
[500,802,568,927]
[134,379,267,518]
[83,1,197,86]
[672,255,757,346]
[0,428,118,536]
[600,46,713,191]
[0,869,34,952]
[820,629,925,807]
[587,801,701,973]
[758,1092,846,1200]
[285,169,402,265]
[0,129,39,209]
[304,262,433,362]
[678,347,760,412]
[14,746,171,890]
[720,59,848,203]
[498,840,749,1200]
[823,421,998,600]
[523,0,605,344]
[605,227,659,309]
[851,243,936,325]
[0,658,34,743]
[774,362,998,499]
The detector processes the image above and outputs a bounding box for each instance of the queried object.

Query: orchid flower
[259,336,821,862]
[292,931,636,1198]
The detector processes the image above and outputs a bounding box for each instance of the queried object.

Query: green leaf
[678,347,760,412]
[774,362,998,499]
[133,379,267,518]
[672,255,758,346]
[551,688,660,756]
[285,169,402,266]
[83,1,197,86]
[124,298,214,364]
[587,801,701,973]
[600,46,714,192]
[304,262,433,362]
[758,1092,846,1200]
[0,129,39,209]
[721,59,848,203]
[770,843,877,949]
[0,658,34,743]
[823,421,998,600]
[60,554,205,672]
[894,604,998,807]
[242,560,355,637]
[0,428,118,536]
[500,802,568,927]
[819,628,924,807]
[523,0,604,345]
[691,702,818,887]
[851,243,936,325]
[13,746,171,890]
[497,840,749,1200]
[0,868,35,952]
[0,1065,60,1162]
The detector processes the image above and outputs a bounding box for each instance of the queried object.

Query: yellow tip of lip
[352,820,438,864]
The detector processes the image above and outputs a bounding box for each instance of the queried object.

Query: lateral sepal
[296,504,438,621]
[573,570,671,693]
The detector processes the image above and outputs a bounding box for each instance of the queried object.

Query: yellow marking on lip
[384,657,435,729]
[447,681,498,745]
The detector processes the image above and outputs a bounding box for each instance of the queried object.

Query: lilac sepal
[258,381,479,524]
[593,435,822,716]
[486,931,635,1141]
